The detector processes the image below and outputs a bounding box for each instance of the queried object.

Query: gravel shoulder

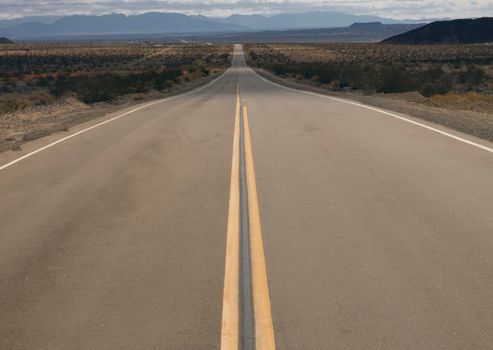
[254,68,493,143]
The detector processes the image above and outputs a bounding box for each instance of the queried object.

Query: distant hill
[0,13,245,39]
[200,22,424,43]
[382,17,493,44]
[0,16,62,29]
[0,37,13,44]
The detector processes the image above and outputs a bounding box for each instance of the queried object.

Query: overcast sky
[0,0,491,19]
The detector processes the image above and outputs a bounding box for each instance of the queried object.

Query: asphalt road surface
[1,45,493,350]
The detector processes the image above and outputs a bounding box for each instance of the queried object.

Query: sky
[0,0,492,19]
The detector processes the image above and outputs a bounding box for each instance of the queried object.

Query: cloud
[0,0,491,19]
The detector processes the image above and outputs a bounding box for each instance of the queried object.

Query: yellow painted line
[243,104,276,350]
[220,85,241,350]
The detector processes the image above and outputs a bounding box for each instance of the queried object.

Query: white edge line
[0,66,233,171]
[252,68,493,155]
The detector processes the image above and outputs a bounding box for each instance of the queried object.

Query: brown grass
[430,92,493,113]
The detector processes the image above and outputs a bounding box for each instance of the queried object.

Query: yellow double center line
[221,85,276,350]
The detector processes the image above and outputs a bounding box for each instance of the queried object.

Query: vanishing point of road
[1,46,493,350]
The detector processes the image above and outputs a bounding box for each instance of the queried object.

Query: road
[1,45,493,349]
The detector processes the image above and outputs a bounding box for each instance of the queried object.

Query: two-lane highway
[1,45,493,349]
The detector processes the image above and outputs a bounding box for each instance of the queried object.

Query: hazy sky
[0,0,491,19]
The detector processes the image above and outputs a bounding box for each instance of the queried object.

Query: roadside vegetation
[0,43,232,151]
[246,44,492,96]
[245,43,493,140]
[0,43,231,111]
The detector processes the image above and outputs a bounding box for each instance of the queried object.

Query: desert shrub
[247,44,492,97]
[3,97,28,112]
[376,65,418,93]
[52,69,182,103]
[458,65,487,88]
[273,64,288,76]
[36,77,49,87]
[255,60,461,95]
[418,67,453,97]
[248,51,258,60]
[260,62,420,93]
[163,80,174,88]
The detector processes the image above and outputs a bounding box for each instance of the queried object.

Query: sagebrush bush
[51,69,182,103]
[253,60,487,96]
[3,98,28,112]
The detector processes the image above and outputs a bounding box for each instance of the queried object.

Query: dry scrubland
[246,43,493,141]
[0,43,232,151]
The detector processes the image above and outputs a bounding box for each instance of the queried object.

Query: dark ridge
[0,37,13,44]
[349,22,385,28]
[382,17,493,44]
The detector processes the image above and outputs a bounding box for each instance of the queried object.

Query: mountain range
[0,13,240,38]
[0,16,63,29]
[0,11,429,39]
